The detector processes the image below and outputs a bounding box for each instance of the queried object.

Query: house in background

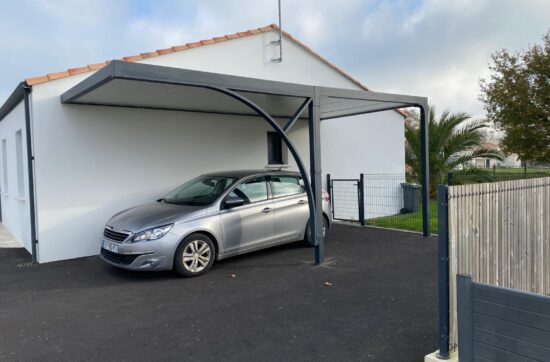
[472,143,521,168]
[0,24,407,263]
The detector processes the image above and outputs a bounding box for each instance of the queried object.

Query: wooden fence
[447,177,550,351]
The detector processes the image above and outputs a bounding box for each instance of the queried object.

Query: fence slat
[447,176,550,351]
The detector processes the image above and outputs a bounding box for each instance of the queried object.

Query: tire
[305,217,328,244]
[174,233,215,277]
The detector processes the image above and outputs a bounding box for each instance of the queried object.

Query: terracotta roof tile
[140,51,159,59]
[213,36,228,42]
[47,71,71,80]
[88,63,108,70]
[200,39,216,45]
[186,41,202,48]
[156,48,175,55]
[226,33,239,39]
[172,44,189,51]
[25,75,50,86]
[122,55,143,62]
[68,67,90,75]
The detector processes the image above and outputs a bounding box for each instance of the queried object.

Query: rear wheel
[174,233,215,277]
[305,217,328,244]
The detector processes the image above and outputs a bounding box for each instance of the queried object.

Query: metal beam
[283,97,311,132]
[0,82,25,123]
[309,88,324,264]
[23,85,38,263]
[419,101,430,236]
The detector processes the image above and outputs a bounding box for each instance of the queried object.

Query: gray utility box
[401,183,422,213]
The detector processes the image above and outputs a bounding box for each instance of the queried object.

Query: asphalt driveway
[0,224,438,361]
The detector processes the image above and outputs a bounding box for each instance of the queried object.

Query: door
[220,176,274,253]
[271,175,309,242]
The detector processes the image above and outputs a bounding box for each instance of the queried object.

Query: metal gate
[329,178,362,222]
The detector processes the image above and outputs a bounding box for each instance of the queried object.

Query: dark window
[267,132,283,165]
[227,177,269,204]
[164,176,237,206]
[271,176,304,197]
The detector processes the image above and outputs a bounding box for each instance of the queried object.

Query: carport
[61,60,430,264]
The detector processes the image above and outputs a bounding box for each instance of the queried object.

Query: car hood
[107,201,207,232]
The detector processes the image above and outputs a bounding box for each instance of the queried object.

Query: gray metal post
[420,103,430,236]
[309,89,324,264]
[437,185,450,359]
[456,275,473,361]
[23,86,38,264]
[359,173,365,226]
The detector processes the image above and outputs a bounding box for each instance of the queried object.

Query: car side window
[271,176,304,198]
[227,177,268,205]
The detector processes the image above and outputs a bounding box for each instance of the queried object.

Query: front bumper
[99,233,181,271]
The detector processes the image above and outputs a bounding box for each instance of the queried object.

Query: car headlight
[132,224,174,242]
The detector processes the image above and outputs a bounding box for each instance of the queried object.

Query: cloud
[0,0,548,118]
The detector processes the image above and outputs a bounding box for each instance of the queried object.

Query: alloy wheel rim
[182,240,211,273]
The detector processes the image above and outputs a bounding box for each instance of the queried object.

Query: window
[164,176,237,206]
[15,130,24,199]
[271,176,304,198]
[1,139,7,195]
[267,132,283,165]
[227,177,268,204]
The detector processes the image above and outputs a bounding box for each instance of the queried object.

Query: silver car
[100,170,331,277]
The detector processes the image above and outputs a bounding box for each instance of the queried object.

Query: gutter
[22,84,38,263]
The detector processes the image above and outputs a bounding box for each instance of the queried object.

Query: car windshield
[164,176,237,206]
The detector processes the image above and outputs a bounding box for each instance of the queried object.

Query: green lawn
[364,200,438,234]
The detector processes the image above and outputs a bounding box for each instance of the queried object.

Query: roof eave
[0,82,27,122]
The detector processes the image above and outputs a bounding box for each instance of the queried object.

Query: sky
[1,0,549,118]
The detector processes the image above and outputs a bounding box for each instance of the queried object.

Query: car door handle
[297,200,307,205]
[261,207,272,214]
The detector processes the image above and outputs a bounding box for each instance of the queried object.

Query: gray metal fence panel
[457,274,550,362]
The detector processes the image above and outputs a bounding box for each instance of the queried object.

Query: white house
[0,24,407,263]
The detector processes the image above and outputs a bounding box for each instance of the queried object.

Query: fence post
[359,173,365,226]
[326,173,333,219]
[437,184,450,359]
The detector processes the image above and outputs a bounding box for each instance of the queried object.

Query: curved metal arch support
[206,86,320,261]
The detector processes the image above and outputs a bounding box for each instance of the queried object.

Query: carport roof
[61,60,427,120]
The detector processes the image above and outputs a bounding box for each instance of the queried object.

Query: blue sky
[1,0,549,117]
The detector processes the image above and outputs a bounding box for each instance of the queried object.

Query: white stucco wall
[321,111,406,221]
[22,30,404,262]
[0,101,31,250]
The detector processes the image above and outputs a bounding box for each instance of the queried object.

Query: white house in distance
[0,24,407,263]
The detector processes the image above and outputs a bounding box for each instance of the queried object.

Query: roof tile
[140,51,159,59]
[172,44,189,51]
[68,67,90,75]
[47,71,71,80]
[200,39,216,45]
[156,48,175,55]
[122,55,143,62]
[25,75,50,86]
[187,41,202,48]
[88,63,107,70]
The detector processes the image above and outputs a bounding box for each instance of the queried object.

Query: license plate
[103,240,119,253]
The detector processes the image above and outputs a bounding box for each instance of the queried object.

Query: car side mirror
[224,197,245,208]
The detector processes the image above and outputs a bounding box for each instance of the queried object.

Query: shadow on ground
[0,223,438,361]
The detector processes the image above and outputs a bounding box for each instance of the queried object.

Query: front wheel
[174,233,215,277]
[305,217,328,244]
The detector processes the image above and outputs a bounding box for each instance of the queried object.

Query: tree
[480,31,550,163]
[405,106,502,195]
